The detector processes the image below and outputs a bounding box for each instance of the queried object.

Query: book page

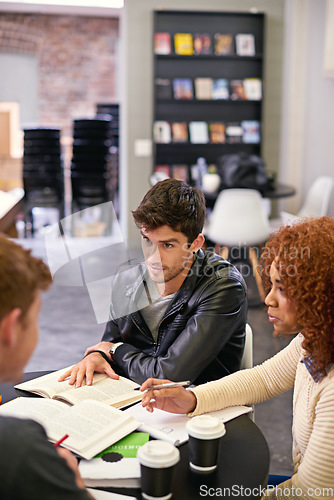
[0,397,67,427]
[14,367,76,399]
[45,399,141,460]
[54,375,140,406]
[15,369,140,408]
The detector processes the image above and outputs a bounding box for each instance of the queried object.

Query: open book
[15,367,142,409]
[0,397,141,460]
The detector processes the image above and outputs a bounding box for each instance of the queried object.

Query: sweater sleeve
[265,374,334,500]
[190,334,302,416]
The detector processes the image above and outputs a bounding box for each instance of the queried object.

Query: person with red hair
[141,216,334,499]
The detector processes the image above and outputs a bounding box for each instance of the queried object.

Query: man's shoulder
[0,416,45,444]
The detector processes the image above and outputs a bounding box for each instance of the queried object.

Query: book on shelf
[230,79,247,100]
[193,33,212,55]
[154,165,171,178]
[171,164,189,182]
[243,78,262,100]
[153,121,171,143]
[174,33,193,55]
[154,32,171,55]
[225,122,243,143]
[171,122,188,142]
[173,78,193,100]
[0,396,141,460]
[235,33,255,56]
[194,77,213,100]
[79,432,149,488]
[155,78,172,100]
[209,123,226,143]
[241,120,261,143]
[14,367,142,408]
[189,121,209,144]
[212,78,229,100]
[214,33,234,55]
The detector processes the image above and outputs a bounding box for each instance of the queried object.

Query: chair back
[240,323,253,370]
[207,188,270,247]
[298,176,334,217]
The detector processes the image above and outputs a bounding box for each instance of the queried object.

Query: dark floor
[22,237,294,477]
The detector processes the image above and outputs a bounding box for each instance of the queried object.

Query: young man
[0,236,93,500]
[60,179,247,387]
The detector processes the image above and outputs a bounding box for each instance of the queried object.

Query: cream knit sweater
[190,334,334,499]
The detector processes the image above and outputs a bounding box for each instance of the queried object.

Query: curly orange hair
[260,216,334,377]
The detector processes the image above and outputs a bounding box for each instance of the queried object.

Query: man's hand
[140,378,197,415]
[58,342,119,387]
[56,447,86,490]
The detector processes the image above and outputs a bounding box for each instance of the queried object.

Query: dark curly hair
[132,179,206,243]
[260,216,334,378]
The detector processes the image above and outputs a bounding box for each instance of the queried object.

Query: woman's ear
[190,233,205,254]
[0,308,22,349]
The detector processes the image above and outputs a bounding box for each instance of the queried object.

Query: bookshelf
[153,10,265,183]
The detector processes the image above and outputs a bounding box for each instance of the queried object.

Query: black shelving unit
[153,9,265,177]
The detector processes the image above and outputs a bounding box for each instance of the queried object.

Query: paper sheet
[124,404,252,446]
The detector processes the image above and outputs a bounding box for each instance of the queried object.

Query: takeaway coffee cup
[137,440,180,500]
[186,415,226,473]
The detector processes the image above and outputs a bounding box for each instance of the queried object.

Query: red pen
[53,434,69,448]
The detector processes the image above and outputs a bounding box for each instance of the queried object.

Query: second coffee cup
[137,440,180,500]
[186,414,226,473]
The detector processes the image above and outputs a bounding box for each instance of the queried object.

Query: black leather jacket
[102,249,247,384]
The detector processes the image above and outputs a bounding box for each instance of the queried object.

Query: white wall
[279,0,334,215]
[0,53,39,127]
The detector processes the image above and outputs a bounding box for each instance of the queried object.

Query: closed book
[214,33,234,55]
[212,79,229,100]
[189,121,209,144]
[174,33,193,55]
[193,33,212,55]
[173,78,193,100]
[154,32,171,55]
[194,78,213,100]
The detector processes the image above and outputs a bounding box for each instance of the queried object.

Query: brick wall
[0,13,119,138]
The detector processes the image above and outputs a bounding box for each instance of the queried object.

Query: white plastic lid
[186,415,226,440]
[137,440,180,469]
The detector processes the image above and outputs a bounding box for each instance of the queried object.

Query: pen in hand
[54,434,69,448]
[144,380,191,392]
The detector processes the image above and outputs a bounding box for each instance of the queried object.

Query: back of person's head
[0,236,52,324]
[260,216,334,377]
[132,179,206,243]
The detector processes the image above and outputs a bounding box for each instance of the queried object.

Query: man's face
[141,225,199,292]
[8,292,41,382]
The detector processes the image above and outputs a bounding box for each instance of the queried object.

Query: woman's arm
[191,334,302,415]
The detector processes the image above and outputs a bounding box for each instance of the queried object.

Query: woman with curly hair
[141,216,334,499]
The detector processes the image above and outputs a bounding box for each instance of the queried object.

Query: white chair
[241,324,254,420]
[240,323,253,370]
[206,189,271,302]
[274,176,334,228]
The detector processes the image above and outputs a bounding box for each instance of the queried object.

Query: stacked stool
[23,127,64,235]
[70,117,114,212]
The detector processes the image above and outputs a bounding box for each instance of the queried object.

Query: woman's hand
[141,378,197,414]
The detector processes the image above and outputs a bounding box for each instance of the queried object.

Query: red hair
[260,217,334,377]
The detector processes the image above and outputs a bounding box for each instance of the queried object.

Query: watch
[109,342,123,356]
